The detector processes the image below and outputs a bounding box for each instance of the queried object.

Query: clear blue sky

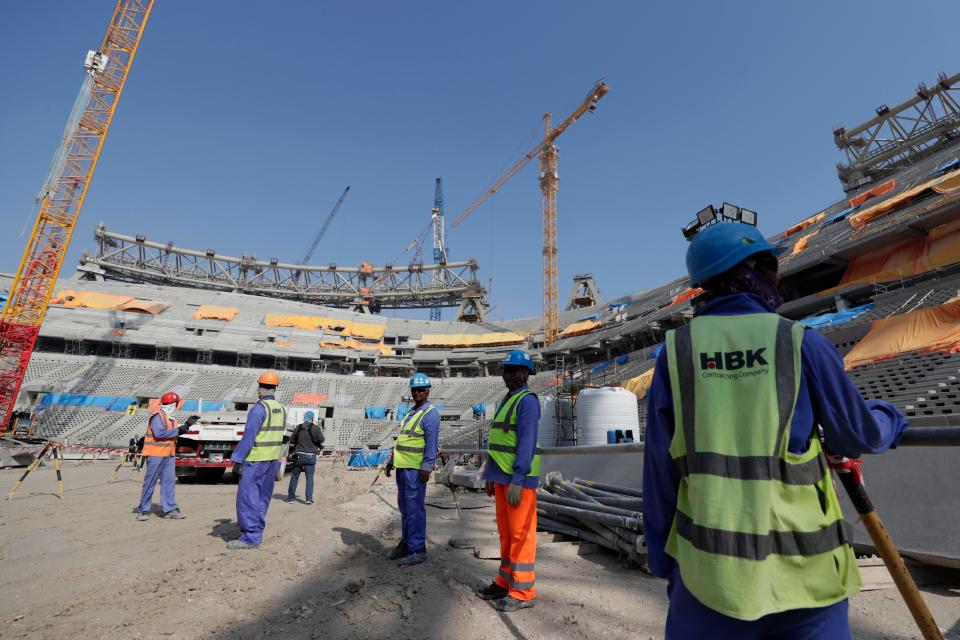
[1,1,957,321]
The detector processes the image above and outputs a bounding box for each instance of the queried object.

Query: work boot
[164,509,186,519]
[385,543,408,560]
[305,499,314,505]
[136,512,149,522]
[476,583,508,600]
[490,595,535,612]
[397,551,426,567]
[226,539,259,550]
[285,496,295,503]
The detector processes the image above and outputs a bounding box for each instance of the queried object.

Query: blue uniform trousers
[666,566,850,639]
[138,456,178,514]
[287,453,316,502]
[395,468,427,554]
[236,459,280,545]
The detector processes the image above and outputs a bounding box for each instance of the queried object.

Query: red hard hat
[160,392,180,405]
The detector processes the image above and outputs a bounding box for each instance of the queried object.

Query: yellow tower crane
[450,80,608,344]
[0,0,154,430]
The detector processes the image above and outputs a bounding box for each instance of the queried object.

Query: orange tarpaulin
[836,217,960,289]
[791,229,819,256]
[847,171,959,230]
[783,212,827,238]
[848,179,896,208]
[117,299,171,314]
[669,287,704,307]
[51,290,169,314]
[292,393,328,405]
[933,171,960,194]
[52,290,133,309]
[193,305,239,321]
[419,332,526,348]
[560,319,601,337]
[844,298,960,369]
[621,369,655,399]
[265,313,385,339]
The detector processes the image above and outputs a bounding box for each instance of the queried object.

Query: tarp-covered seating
[560,319,601,337]
[193,305,239,321]
[620,368,655,399]
[418,332,527,348]
[843,298,960,369]
[51,290,170,314]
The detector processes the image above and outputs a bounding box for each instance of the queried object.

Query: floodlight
[720,203,740,221]
[696,205,717,226]
[740,208,758,226]
[681,220,700,241]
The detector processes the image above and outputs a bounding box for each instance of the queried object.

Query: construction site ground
[1,462,959,640]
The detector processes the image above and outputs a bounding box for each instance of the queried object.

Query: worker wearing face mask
[136,391,198,521]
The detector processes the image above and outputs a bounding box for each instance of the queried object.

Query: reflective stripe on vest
[393,404,435,469]
[486,390,541,477]
[142,411,177,458]
[246,399,287,462]
[664,314,860,621]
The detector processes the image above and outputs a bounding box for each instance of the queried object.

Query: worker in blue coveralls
[136,391,198,521]
[383,373,440,567]
[643,221,908,639]
[227,370,287,550]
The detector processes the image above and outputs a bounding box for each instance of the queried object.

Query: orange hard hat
[258,370,280,386]
[160,391,180,404]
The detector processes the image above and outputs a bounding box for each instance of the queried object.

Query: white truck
[175,406,322,482]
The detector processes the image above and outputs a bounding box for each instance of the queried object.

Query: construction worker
[476,349,542,612]
[228,370,287,549]
[643,222,908,638]
[285,410,324,504]
[382,373,439,567]
[136,392,197,521]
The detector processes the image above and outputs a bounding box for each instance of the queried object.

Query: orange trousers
[493,483,537,601]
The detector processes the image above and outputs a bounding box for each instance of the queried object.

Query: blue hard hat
[686,222,784,286]
[304,411,315,420]
[409,373,432,388]
[500,349,535,373]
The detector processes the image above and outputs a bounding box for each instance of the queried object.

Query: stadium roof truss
[81,225,487,311]
[835,71,960,190]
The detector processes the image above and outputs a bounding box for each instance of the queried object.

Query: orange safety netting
[669,287,704,306]
[264,313,385,339]
[783,212,827,238]
[193,305,239,321]
[292,393,328,405]
[836,217,960,289]
[419,332,527,348]
[844,298,960,369]
[560,319,601,337]
[620,369,655,399]
[847,170,960,230]
[848,179,896,208]
[790,229,820,256]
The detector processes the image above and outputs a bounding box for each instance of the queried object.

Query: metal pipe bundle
[537,472,646,564]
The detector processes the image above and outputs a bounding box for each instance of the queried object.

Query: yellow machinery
[0,0,153,430]
[451,81,609,343]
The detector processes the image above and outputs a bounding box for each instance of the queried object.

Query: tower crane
[301,185,351,264]
[0,0,153,430]
[430,177,446,321]
[450,80,608,343]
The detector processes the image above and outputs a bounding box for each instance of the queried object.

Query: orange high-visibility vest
[142,411,178,457]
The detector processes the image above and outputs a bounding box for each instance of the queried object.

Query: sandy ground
[0,461,958,640]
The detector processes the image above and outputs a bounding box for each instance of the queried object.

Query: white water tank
[575,387,639,446]
[538,396,573,447]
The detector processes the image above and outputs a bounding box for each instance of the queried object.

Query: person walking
[643,221,908,638]
[286,411,324,504]
[383,373,439,567]
[475,350,542,612]
[127,435,137,463]
[136,392,197,521]
[228,370,287,550]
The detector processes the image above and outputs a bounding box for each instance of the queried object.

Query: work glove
[484,481,495,497]
[507,482,523,506]
[383,461,393,478]
[418,469,431,484]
